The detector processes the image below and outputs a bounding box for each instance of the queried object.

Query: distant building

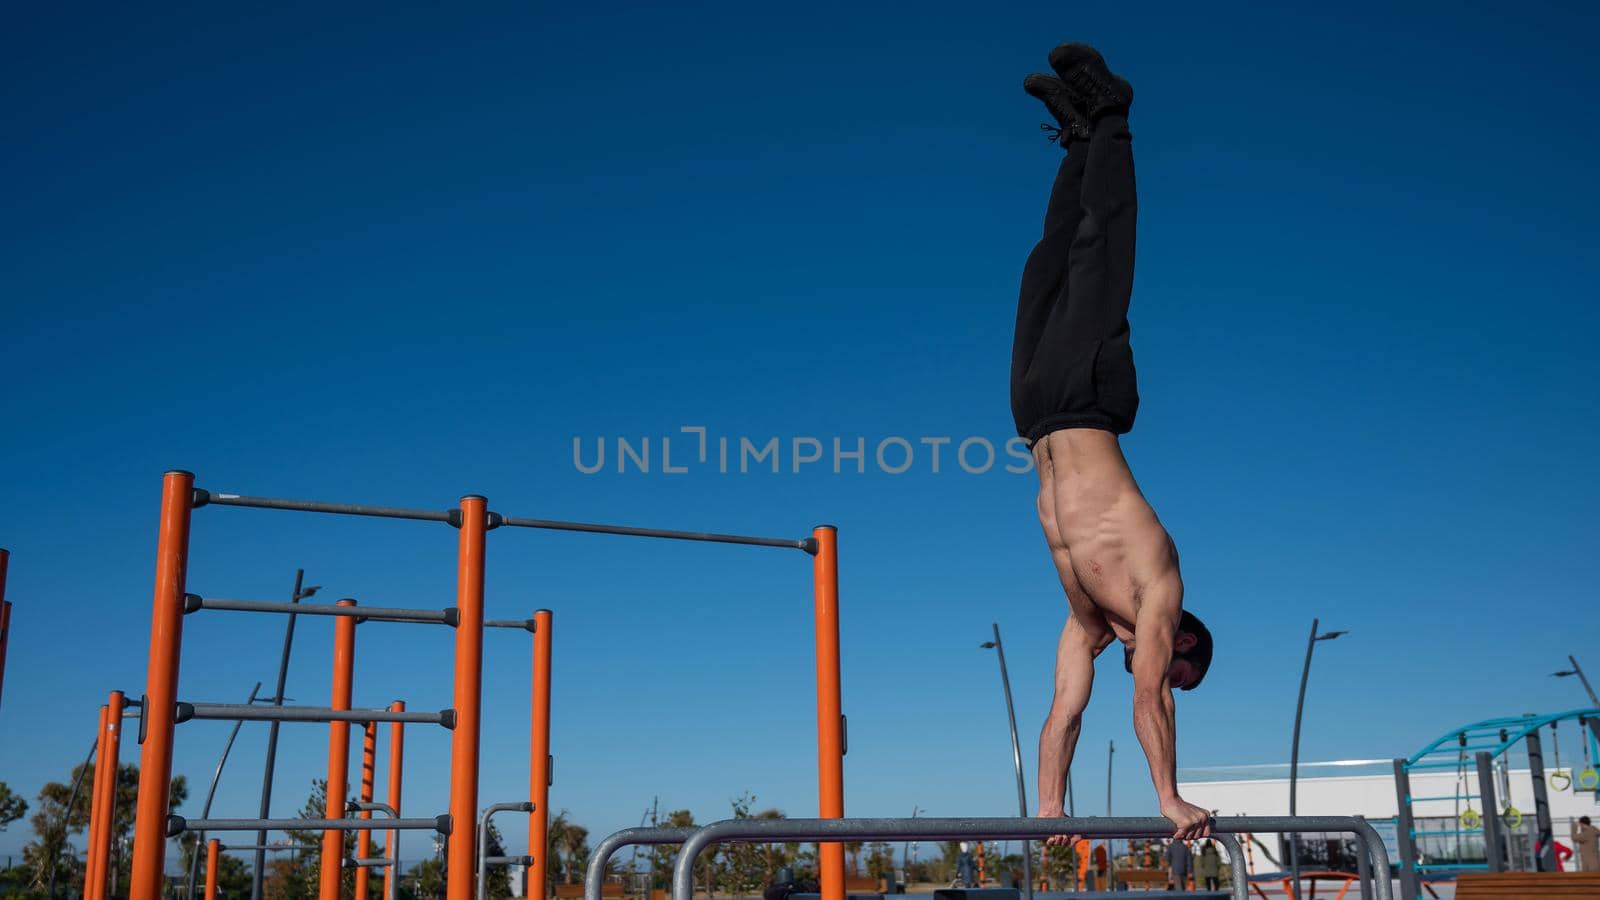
[1179,760,1600,874]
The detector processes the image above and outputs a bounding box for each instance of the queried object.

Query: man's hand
[1161,796,1212,840]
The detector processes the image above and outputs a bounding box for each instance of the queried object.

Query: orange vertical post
[447,496,488,900]
[0,548,10,710]
[355,719,377,900]
[86,704,111,900]
[811,525,845,900]
[319,599,358,900]
[382,701,406,900]
[130,470,196,900]
[88,691,126,900]
[527,609,553,900]
[204,838,220,900]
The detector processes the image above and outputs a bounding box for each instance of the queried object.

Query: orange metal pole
[204,838,220,900]
[811,525,845,900]
[320,599,358,900]
[528,609,553,900]
[86,704,110,900]
[382,700,406,900]
[89,691,126,900]
[0,547,10,710]
[447,496,488,900]
[355,719,377,900]
[130,470,196,900]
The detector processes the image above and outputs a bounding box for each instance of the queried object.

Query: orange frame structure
[126,471,844,900]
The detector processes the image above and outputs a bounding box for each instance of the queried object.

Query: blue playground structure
[1391,708,1600,900]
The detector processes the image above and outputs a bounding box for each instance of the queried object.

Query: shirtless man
[1009,43,1216,842]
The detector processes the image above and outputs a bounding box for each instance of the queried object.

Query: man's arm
[1129,580,1211,839]
[1038,615,1101,828]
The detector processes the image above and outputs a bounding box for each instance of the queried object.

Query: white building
[1178,760,1600,874]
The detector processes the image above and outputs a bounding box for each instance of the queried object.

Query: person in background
[1196,841,1222,891]
[1166,838,1192,891]
[1576,816,1599,872]
[956,843,977,888]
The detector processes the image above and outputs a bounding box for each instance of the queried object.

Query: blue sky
[2,0,1598,866]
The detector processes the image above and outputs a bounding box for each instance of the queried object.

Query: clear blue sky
[3,0,1598,866]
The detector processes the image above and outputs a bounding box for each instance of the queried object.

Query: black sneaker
[1023,73,1091,145]
[1047,43,1133,119]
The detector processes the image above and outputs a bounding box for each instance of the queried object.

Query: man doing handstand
[1010,42,1215,842]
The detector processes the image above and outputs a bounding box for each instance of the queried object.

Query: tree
[0,782,27,831]
[481,820,514,900]
[843,842,864,878]
[644,810,697,891]
[259,779,352,900]
[24,762,187,895]
[864,843,894,880]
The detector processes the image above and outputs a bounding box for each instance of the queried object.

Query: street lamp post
[981,624,1034,900]
[1552,655,1600,707]
[1288,619,1346,900]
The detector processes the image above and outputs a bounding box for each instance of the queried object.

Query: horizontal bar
[187,595,456,626]
[194,489,455,524]
[498,515,808,551]
[178,702,453,728]
[345,858,394,868]
[1414,829,1484,837]
[485,856,534,866]
[168,814,450,837]
[1409,795,1480,802]
[1415,864,1489,870]
[1407,761,1483,771]
[586,827,705,900]
[218,844,315,852]
[349,801,399,817]
[485,619,535,631]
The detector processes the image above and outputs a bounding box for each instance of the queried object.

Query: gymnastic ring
[1459,808,1481,830]
[1579,767,1600,790]
[1502,807,1523,830]
[1549,770,1572,791]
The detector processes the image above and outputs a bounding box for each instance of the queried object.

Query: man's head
[1582,816,1592,826]
[1124,610,1214,691]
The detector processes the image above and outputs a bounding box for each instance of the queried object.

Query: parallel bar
[479,802,537,900]
[665,817,1387,900]
[486,619,535,631]
[169,815,449,834]
[182,702,449,726]
[585,827,699,900]
[498,515,806,550]
[195,490,454,523]
[190,596,453,624]
[347,858,395,869]
[486,857,534,865]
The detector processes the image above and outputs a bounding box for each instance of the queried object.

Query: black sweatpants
[1009,114,1139,444]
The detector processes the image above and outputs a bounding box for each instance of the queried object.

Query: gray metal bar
[1356,819,1372,900]
[222,843,316,852]
[586,827,699,900]
[349,801,400,817]
[194,490,454,523]
[1525,727,1555,870]
[1475,751,1504,872]
[181,702,451,726]
[478,802,537,900]
[190,595,454,625]
[1392,760,1418,900]
[498,515,807,550]
[345,858,396,868]
[666,817,1388,900]
[167,815,449,836]
[486,856,534,865]
[486,619,536,631]
[253,568,306,900]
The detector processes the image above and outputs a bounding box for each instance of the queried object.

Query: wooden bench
[843,876,881,893]
[1116,869,1171,890]
[1454,871,1600,900]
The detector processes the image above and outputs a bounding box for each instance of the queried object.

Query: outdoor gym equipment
[1392,708,1600,900]
[582,816,1392,900]
[127,471,845,900]
[0,549,11,711]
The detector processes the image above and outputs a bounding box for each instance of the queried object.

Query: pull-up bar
[191,487,814,551]
[168,815,451,836]
[185,594,458,626]
[177,702,453,727]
